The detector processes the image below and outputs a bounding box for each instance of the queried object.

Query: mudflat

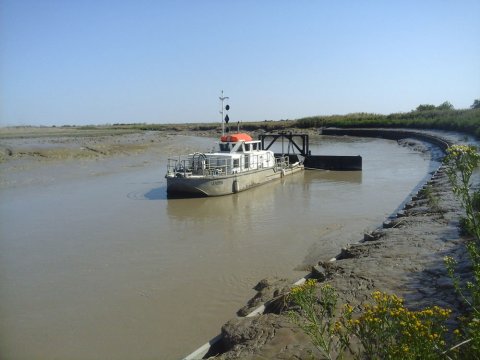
[0,127,216,188]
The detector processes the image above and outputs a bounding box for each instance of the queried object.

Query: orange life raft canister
[220,133,253,142]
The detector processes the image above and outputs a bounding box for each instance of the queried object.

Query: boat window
[233,158,240,168]
[245,143,250,151]
[244,154,249,169]
[219,143,230,152]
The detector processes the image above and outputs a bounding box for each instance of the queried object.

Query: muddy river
[0,135,438,359]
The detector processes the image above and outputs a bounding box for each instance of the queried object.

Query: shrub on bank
[288,284,454,360]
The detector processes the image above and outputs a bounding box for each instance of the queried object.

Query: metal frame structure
[258,132,310,156]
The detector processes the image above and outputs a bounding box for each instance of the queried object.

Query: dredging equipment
[258,132,362,171]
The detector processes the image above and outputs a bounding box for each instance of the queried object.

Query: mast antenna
[219,90,230,136]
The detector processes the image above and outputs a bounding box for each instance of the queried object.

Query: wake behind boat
[165,132,304,196]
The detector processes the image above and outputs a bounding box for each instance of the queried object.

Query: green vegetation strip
[2,102,479,138]
[296,108,480,138]
[79,107,480,138]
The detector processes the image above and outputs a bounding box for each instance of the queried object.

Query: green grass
[296,108,480,138]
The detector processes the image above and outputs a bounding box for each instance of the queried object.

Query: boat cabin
[166,133,279,178]
[208,133,273,174]
[218,133,262,153]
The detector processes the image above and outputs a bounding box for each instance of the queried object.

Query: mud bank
[191,129,476,359]
[0,128,193,163]
[0,128,218,189]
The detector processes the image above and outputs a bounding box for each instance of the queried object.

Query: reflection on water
[144,186,169,200]
[0,136,438,360]
[303,169,362,185]
[166,175,289,219]
[165,171,362,223]
[127,184,168,200]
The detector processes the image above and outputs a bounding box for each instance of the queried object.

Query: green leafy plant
[288,279,347,360]
[443,144,480,357]
[444,145,480,241]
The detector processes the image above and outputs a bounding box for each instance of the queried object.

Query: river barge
[165,132,304,196]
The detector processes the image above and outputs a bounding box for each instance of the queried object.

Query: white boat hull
[167,164,303,197]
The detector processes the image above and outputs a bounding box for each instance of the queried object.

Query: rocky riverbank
[198,130,478,359]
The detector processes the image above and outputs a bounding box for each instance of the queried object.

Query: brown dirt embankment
[205,130,476,359]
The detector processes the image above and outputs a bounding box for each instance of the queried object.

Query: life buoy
[233,180,239,193]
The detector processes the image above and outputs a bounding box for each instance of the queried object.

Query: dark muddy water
[0,135,438,359]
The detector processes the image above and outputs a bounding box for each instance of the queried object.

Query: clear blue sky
[1,0,479,126]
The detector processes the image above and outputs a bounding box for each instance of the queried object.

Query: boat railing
[204,157,231,176]
[275,155,290,170]
[167,152,288,178]
[166,158,192,177]
[167,155,233,177]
